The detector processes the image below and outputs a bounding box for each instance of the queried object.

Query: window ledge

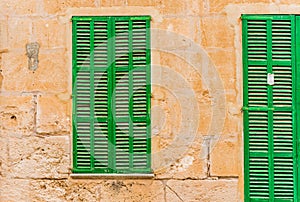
[70,173,155,179]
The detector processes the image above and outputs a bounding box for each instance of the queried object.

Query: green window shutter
[242,15,298,201]
[72,16,151,174]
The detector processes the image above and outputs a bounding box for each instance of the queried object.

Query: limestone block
[101,0,128,6]
[127,0,155,6]
[100,180,164,202]
[200,16,234,48]
[8,18,31,49]
[33,19,67,49]
[166,179,239,202]
[156,17,196,40]
[0,0,37,15]
[243,0,270,3]
[208,0,241,13]
[33,50,69,93]
[30,180,101,202]
[0,179,31,201]
[280,0,298,3]
[207,49,236,69]
[0,137,8,177]
[8,136,70,179]
[36,95,70,135]
[43,0,95,14]
[0,19,8,50]
[210,138,239,176]
[29,179,164,202]
[155,153,207,179]
[0,95,34,133]
[158,0,187,15]
[222,113,241,136]
[1,52,34,92]
[2,50,68,93]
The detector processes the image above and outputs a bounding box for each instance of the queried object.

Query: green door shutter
[72,16,151,174]
[242,15,298,201]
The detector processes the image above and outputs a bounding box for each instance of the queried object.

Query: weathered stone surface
[8,18,31,49]
[0,137,8,177]
[32,19,67,49]
[157,17,197,40]
[0,0,37,15]
[43,0,95,14]
[30,180,101,202]
[33,50,68,93]
[29,179,164,202]
[0,19,8,50]
[36,95,71,134]
[166,179,239,202]
[127,0,155,6]
[0,95,34,134]
[101,0,128,6]
[210,138,239,176]
[101,180,164,202]
[0,179,31,201]
[200,15,235,48]
[208,0,241,13]
[158,0,187,15]
[8,136,70,179]
[2,50,68,92]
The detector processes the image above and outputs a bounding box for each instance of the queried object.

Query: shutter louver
[73,16,151,174]
[243,15,297,201]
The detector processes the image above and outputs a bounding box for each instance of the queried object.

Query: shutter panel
[243,15,297,201]
[94,20,109,170]
[131,19,150,169]
[72,16,151,174]
[73,20,92,170]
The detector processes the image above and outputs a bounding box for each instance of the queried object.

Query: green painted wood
[72,16,151,174]
[242,14,298,201]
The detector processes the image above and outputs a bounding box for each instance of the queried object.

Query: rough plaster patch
[171,156,194,172]
[26,42,39,71]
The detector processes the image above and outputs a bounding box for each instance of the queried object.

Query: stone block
[156,17,196,40]
[34,50,69,93]
[166,179,239,202]
[207,49,236,69]
[33,19,67,49]
[101,0,127,6]
[0,137,8,177]
[158,0,187,15]
[30,179,101,202]
[0,19,8,50]
[243,0,270,3]
[210,138,239,176]
[279,0,297,3]
[1,52,33,92]
[0,179,31,201]
[127,0,154,6]
[2,50,69,93]
[0,0,37,15]
[200,16,234,48]
[8,136,70,179]
[29,179,164,202]
[101,180,164,202]
[0,95,34,134]
[208,0,241,13]
[8,18,31,49]
[43,0,95,14]
[36,95,71,135]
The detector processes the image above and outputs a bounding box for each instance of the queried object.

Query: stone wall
[1,0,300,201]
